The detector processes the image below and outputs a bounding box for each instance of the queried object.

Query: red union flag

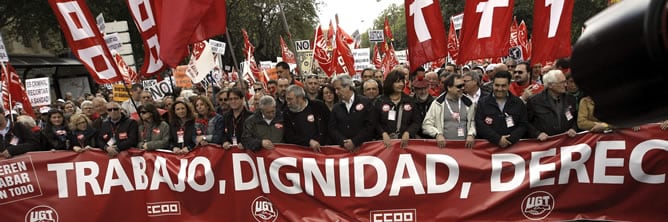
[48,0,123,84]
[373,43,382,69]
[531,0,573,65]
[125,0,165,78]
[458,0,514,64]
[1,63,35,117]
[279,36,296,64]
[518,20,530,60]
[334,25,355,75]
[313,25,334,76]
[158,0,226,67]
[447,18,460,62]
[405,0,448,72]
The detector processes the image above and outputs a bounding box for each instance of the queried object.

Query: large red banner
[458,0,514,64]
[1,125,666,221]
[531,0,574,65]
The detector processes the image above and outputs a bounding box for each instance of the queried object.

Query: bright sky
[317,0,404,32]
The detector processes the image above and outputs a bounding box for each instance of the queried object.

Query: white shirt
[343,93,355,112]
[466,88,482,104]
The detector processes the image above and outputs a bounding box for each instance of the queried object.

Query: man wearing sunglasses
[509,62,544,102]
[97,102,139,157]
[423,74,476,149]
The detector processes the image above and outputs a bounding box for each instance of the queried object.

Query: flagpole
[224,29,242,87]
[277,0,304,77]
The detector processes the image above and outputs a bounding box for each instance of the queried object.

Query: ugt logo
[521,191,555,220]
[251,196,278,222]
[25,205,58,222]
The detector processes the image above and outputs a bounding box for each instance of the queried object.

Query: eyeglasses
[455,84,465,89]
[254,88,263,91]
[218,98,228,102]
[107,108,120,112]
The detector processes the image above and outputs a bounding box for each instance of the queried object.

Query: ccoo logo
[25,205,58,222]
[521,191,555,220]
[251,196,278,222]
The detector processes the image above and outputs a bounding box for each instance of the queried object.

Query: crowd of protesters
[1,59,667,158]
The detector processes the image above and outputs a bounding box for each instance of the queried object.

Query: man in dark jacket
[526,70,578,140]
[328,74,376,151]
[97,102,139,157]
[283,85,330,151]
[0,109,40,158]
[475,71,529,148]
[242,96,284,151]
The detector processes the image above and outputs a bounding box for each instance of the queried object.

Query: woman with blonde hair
[67,113,98,152]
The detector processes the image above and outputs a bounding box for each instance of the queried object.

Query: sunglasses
[140,111,149,114]
[455,84,465,89]
[107,108,120,112]
[254,88,263,91]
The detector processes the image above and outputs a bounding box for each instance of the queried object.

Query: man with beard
[283,85,330,151]
[509,62,544,102]
[475,71,528,148]
[275,78,290,111]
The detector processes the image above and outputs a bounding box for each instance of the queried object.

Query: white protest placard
[96,13,105,34]
[142,79,157,89]
[260,61,273,71]
[368,30,384,42]
[146,78,175,100]
[395,50,408,65]
[209,39,226,55]
[25,78,51,106]
[452,13,464,31]
[0,33,8,62]
[352,48,371,72]
[186,40,215,83]
[294,40,310,51]
[296,51,314,74]
[104,33,123,51]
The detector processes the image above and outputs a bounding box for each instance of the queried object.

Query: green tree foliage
[369,3,406,50]
[225,0,319,66]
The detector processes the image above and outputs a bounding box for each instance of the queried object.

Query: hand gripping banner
[1,125,666,221]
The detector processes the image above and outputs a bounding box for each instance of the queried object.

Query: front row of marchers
[2,70,668,158]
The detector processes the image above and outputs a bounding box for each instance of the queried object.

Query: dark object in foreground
[571,0,668,127]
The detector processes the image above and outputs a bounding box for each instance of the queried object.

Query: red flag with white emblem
[531,0,573,65]
[447,18,460,63]
[242,29,264,83]
[313,25,335,76]
[280,36,296,64]
[1,63,35,117]
[333,25,356,75]
[518,20,530,61]
[124,0,165,78]
[48,0,124,84]
[458,0,514,64]
[405,0,448,72]
[373,43,382,69]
